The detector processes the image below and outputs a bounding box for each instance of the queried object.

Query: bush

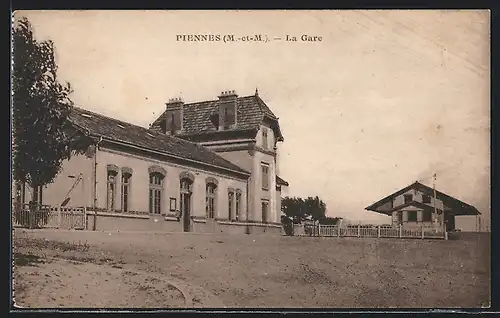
[281,215,294,236]
[320,217,342,226]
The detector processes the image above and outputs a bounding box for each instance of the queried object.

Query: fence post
[318,223,321,237]
[337,225,340,237]
[84,207,88,230]
[357,224,361,237]
[444,230,448,240]
[377,225,381,238]
[399,224,403,238]
[57,206,61,229]
[421,224,424,239]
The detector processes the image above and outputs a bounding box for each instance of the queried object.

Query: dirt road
[12,229,490,308]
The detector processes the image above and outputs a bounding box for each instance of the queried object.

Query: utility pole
[433,173,446,236]
[93,146,98,231]
[433,173,438,230]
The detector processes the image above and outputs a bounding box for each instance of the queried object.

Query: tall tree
[281,197,304,224]
[281,196,328,224]
[12,17,88,206]
[304,196,327,221]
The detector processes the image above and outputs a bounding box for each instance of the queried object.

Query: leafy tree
[281,195,329,224]
[304,196,327,222]
[12,17,88,208]
[281,196,306,224]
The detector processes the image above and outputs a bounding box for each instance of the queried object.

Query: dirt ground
[12,229,490,309]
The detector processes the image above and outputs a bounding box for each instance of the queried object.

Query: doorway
[444,211,455,232]
[180,178,193,232]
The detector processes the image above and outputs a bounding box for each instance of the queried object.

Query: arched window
[180,179,192,193]
[228,189,235,221]
[149,172,164,215]
[121,168,133,212]
[106,165,119,211]
[235,190,242,221]
[180,171,195,184]
[206,183,217,219]
[179,177,193,221]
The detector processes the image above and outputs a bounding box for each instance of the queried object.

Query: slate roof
[151,94,284,141]
[365,181,480,216]
[68,107,251,176]
[276,175,289,187]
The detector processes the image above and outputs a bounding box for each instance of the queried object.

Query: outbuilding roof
[365,181,480,216]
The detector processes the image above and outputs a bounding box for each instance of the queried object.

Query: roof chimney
[164,97,184,135]
[218,90,238,130]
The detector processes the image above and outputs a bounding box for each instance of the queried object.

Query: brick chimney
[218,90,238,130]
[164,97,184,135]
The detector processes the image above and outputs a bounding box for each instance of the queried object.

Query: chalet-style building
[365,181,480,232]
[13,89,288,234]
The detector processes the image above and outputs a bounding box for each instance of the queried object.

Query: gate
[58,207,86,230]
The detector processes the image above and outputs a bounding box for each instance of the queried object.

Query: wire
[353,11,487,79]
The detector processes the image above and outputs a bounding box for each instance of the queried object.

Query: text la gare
[286,35,322,42]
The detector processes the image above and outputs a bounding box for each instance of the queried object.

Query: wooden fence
[13,204,86,230]
[291,224,447,239]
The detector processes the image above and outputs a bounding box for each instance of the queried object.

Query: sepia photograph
[11,10,490,310]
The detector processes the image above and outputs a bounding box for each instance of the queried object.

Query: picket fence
[13,204,86,230]
[290,224,447,240]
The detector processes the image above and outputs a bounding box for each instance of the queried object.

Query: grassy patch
[16,237,91,253]
[14,253,45,267]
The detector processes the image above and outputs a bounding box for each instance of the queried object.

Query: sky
[14,10,490,230]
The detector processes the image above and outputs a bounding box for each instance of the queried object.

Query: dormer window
[404,194,413,204]
[160,119,167,133]
[263,128,268,149]
[422,194,431,204]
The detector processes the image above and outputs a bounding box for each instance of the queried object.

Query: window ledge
[86,211,149,219]
[217,220,281,228]
[193,218,207,223]
[164,216,180,222]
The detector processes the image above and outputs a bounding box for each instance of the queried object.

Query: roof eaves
[276,176,289,186]
[365,182,417,210]
[95,134,251,177]
[180,128,258,137]
[413,182,480,215]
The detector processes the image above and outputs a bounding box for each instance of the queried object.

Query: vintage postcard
[11,10,490,310]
